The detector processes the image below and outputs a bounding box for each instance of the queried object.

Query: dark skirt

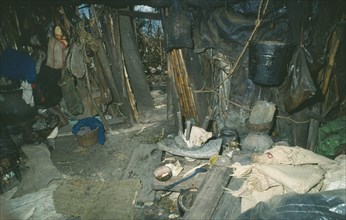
[35,65,62,108]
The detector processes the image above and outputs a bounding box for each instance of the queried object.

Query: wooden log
[183,166,232,220]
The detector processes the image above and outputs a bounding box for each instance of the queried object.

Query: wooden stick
[178,49,198,119]
[175,49,196,119]
[321,30,341,95]
[85,63,111,131]
[307,103,321,151]
[170,51,185,114]
[168,49,199,121]
[122,53,139,123]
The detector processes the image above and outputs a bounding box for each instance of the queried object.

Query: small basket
[76,127,99,147]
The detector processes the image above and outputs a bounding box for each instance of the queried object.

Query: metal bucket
[249,40,290,86]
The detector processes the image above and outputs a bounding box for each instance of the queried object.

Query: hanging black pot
[249,40,291,86]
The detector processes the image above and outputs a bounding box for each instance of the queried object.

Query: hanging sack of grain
[46,26,68,70]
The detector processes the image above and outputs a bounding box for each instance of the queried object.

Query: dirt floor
[52,113,174,182]
[49,88,182,220]
[1,87,187,220]
[52,118,179,219]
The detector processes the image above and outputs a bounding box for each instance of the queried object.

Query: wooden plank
[90,8,126,116]
[119,15,154,111]
[123,144,162,203]
[183,166,232,220]
[101,9,135,125]
[212,177,243,219]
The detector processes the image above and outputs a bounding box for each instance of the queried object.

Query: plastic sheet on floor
[0,184,65,220]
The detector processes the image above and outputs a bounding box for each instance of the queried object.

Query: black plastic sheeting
[164,0,193,51]
[236,189,346,220]
[0,88,36,125]
[0,124,22,191]
[283,46,317,113]
[187,0,345,145]
[0,126,20,160]
[193,0,288,55]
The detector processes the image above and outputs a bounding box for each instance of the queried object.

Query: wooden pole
[321,14,345,96]
[85,63,111,131]
[321,30,341,96]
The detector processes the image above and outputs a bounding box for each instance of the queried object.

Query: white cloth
[21,81,34,106]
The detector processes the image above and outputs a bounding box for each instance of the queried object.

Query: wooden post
[307,103,321,151]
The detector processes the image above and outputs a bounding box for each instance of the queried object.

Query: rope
[193,88,311,124]
[276,116,310,124]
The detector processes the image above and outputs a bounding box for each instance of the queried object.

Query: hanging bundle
[58,69,84,115]
[65,41,87,79]
[283,46,316,113]
[164,0,193,51]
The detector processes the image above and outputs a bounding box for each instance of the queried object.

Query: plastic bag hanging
[164,0,193,51]
[283,46,316,113]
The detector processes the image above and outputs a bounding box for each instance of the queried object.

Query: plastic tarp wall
[192,0,289,134]
[189,0,345,145]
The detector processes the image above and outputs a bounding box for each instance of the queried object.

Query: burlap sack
[46,36,67,69]
[252,146,335,165]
